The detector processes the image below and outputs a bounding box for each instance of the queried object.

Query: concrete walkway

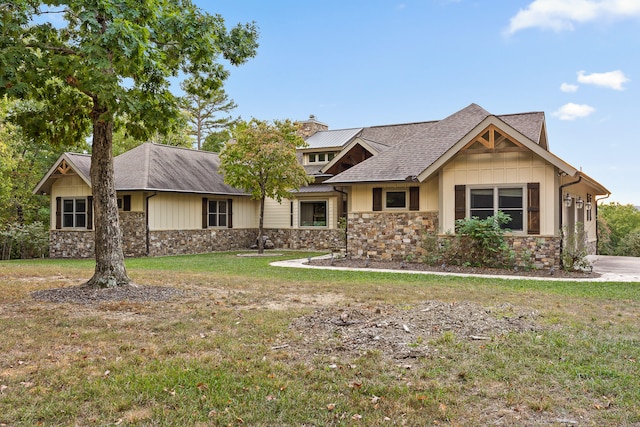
[272,254,640,282]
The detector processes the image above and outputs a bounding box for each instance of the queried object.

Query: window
[62,198,87,228]
[469,187,523,230]
[385,190,406,209]
[308,152,336,164]
[300,201,327,226]
[208,200,227,227]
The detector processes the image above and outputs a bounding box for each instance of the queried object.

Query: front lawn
[1,252,638,425]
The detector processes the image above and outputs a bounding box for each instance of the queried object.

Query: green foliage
[619,231,640,257]
[598,202,640,256]
[180,77,238,150]
[0,221,49,259]
[202,129,232,153]
[453,212,514,268]
[421,213,514,268]
[220,119,312,204]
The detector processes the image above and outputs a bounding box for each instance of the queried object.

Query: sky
[193,0,639,204]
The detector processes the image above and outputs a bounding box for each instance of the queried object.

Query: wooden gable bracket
[56,159,72,175]
[463,124,527,153]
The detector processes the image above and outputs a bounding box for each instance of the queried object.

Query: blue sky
[194,0,639,204]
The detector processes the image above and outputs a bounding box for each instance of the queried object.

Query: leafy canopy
[220,119,313,203]
[0,1,259,142]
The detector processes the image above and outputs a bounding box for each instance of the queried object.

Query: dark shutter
[372,188,382,211]
[123,195,131,211]
[290,202,294,227]
[527,182,540,235]
[202,198,208,229]
[55,197,62,229]
[454,185,466,220]
[409,187,420,211]
[227,199,233,229]
[86,196,93,230]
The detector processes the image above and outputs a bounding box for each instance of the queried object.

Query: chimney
[298,114,328,138]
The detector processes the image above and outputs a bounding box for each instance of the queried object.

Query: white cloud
[552,103,596,120]
[560,82,579,92]
[577,70,630,90]
[506,0,640,35]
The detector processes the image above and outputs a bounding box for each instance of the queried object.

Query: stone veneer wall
[120,212,146,257]
[266,228,345,250]
[347,211,439,261]
[347,211,562,269]
[50,230,95,258]
[148,229,257,257]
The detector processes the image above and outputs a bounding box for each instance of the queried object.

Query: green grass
[1,251,639,426]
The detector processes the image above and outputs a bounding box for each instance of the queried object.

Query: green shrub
[421,212,514,269]
[0,221,49,260]
[560,223,590,271]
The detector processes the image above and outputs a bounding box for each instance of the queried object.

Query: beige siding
[148,193,257,231]
[50,176,92,229]
[349,177,439,213]
[116,192,144,212]
[441,151,558,235]
[263,197,292,228]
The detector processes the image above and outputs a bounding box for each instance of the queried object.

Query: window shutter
[527,182,540,234]
[372,188,382,211]
[202,198,208,229]
[409,187,420,211]
[86,196,93,230]
[123,195,131,211]
[55,197,62,229]
[454,185,466,220]
[227,199,233,229]
[290,202,294,227]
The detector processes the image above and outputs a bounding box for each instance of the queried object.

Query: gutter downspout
[145,192,157,256]
[558,175,582,268]
[333,186,349,255]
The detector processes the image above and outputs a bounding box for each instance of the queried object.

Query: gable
[33,153,92,195]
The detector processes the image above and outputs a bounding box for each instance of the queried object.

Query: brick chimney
[298,114,328,138]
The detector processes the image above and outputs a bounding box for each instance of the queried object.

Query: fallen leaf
[0,385,8,394]
[352,414,362,420]
[371,395,381,404]
[327,403,336,411]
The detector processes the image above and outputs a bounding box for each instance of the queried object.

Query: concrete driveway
[587,255,640,282]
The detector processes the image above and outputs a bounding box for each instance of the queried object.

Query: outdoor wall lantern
[576,197,584,209]
[586,194,593,211]
[564,193,573,207]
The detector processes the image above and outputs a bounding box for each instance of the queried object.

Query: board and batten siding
[440,151,558,235]
[148,193,257,231]
[349,177,439,214]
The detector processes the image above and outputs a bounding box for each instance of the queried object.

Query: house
[35,103,609,269]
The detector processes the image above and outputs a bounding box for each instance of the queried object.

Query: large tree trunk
[257,194,265,254]
[84,112,131,287]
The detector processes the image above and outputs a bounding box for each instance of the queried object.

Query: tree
[202,129,231,153]
[219,119,313,253]
[112,112,193,156]
[180,77,238,150]
[1,1,258,287]
[598,202,640,256]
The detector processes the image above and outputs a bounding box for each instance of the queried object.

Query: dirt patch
[308,257,598,279]
[288,301,541,360]
[31,284,182,305]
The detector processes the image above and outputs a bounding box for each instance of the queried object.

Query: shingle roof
[35,143,250,196]
[326,103,494,183]
[114,143,248,195]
